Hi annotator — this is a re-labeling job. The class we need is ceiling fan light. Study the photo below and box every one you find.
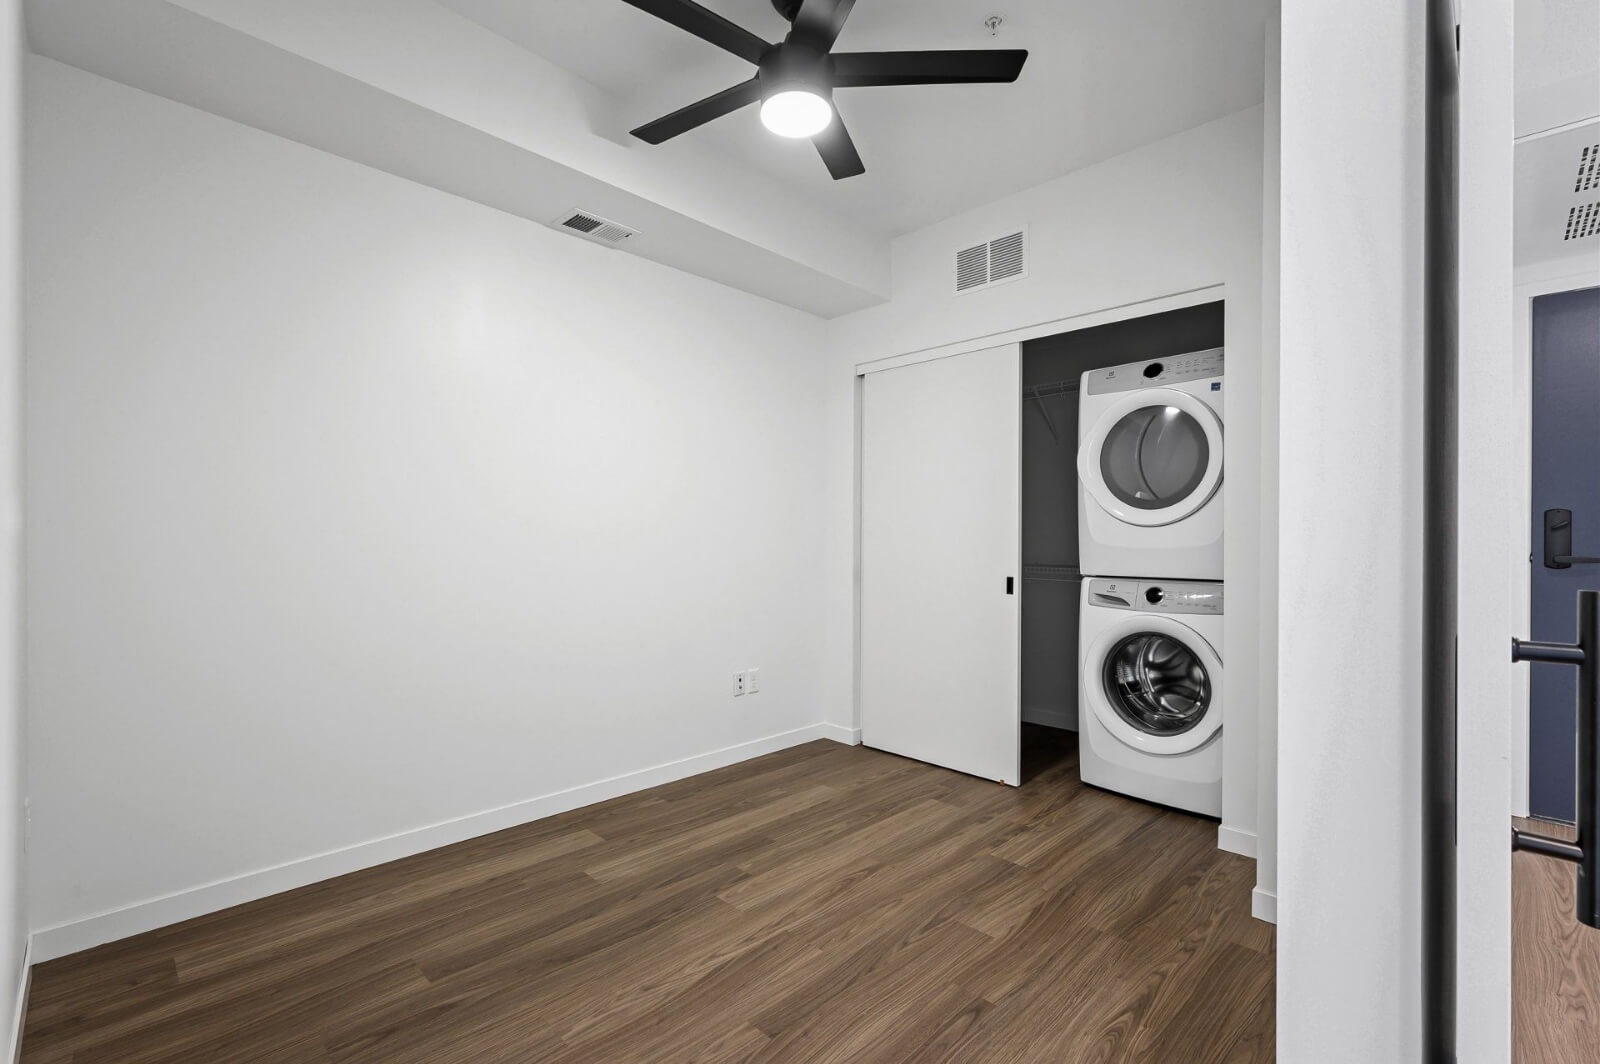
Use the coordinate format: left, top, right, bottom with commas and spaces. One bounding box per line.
759, 90, 833, 138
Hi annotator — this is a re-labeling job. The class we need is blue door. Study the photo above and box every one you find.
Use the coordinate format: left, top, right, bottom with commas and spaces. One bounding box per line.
1530, 287, 1600, 822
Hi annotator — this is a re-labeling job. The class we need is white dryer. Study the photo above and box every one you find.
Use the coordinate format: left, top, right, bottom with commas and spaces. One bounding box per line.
1078, 577, 1222, 816
1077, 349, 1224, 580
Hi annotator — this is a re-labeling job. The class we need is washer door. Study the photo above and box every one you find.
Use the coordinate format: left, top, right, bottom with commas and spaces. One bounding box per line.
1084, 614, 1221, 755
1078, 388, 1223, 528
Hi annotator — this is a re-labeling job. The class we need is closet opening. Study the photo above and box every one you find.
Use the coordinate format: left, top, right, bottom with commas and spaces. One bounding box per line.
1019, 300, 1227, 785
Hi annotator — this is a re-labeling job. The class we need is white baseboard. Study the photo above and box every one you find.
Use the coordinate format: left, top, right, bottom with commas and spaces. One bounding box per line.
1021, 706, 1076, 731
30, 723, 836, 963
1252, 887, 1278, 924
1217, 825, 1258, 858
819, 723, 861, 745
8, 939, 29, 1064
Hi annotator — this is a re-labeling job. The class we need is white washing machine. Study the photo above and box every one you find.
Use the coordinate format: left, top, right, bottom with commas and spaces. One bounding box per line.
1078, 577, 1222, 816
1077, 349, 1224, 580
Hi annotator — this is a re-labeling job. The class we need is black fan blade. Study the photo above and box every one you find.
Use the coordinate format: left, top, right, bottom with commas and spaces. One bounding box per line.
791, 0, 856, 52
830, 49, 1028, 87
813, 116, 865, 180
631, 79, 762, 143
619, 0, 771, 65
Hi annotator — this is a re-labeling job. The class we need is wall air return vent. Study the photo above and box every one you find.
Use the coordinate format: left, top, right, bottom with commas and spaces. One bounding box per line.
1575, 144, 1599, 194
954, 228, 1029, 294
1564, 201, 1599, 241
553, 210, 638, 247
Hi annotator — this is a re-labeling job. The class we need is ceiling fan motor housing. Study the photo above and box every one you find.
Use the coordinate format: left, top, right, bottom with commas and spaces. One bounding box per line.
758, 43, 833, 102
771, 0, 804, 21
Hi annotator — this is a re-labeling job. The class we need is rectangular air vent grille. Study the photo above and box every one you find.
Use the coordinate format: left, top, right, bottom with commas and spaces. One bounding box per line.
954, 228, 1028, 294
554, 210, 638, 247
955, 243, 989, 292
989, 231, 1025, 281
1564, 201, 1599, 241
1575, 144, 1599, 193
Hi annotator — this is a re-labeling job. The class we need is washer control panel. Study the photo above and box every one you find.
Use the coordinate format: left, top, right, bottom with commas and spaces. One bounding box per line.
1087, 578, 1223, 615
1084, 347, 1224, 395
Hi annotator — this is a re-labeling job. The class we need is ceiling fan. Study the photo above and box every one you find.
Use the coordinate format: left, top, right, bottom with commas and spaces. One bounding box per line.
621, 0, 1029, 180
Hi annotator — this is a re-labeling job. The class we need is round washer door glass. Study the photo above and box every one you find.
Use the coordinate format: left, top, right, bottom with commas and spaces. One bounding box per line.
1102, 632, 1212, 736
1098, 405, 1210, 510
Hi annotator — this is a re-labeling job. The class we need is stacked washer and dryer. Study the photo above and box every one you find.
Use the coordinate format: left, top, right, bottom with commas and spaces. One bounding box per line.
1075, 349, 1225, 816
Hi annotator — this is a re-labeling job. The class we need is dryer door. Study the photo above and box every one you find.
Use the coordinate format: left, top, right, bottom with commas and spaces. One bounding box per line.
1083, 614, 1221, 755
1078, 388, 1223, 528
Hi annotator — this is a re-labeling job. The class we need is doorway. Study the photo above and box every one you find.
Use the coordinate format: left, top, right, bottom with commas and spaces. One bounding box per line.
1019, 302, 1225, 779
1527, 287, 1600, 823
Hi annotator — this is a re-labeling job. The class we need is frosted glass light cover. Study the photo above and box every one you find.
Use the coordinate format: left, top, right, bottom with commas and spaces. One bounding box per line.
759, 91, 833, 138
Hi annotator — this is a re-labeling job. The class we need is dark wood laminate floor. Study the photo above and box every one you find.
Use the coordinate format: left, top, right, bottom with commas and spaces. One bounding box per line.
1514, 817, 1600, 1063
22, 728, 1274, 1064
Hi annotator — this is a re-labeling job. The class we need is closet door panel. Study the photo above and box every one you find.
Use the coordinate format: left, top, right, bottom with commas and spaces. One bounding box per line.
860, 344, 1021, 785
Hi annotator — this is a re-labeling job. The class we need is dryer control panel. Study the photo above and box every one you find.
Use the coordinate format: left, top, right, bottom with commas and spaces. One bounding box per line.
1084, 347, 1224, 395
1087, 578, 1223, 615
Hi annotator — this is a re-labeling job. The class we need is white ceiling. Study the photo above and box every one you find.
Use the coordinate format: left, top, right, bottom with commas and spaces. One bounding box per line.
1515, 0, 1600, 137
1512, 1, 1599, 267
437, 0, 1270, 236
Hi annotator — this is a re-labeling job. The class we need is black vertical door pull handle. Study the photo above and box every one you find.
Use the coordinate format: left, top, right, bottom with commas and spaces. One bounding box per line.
1005, 577, 1014, 595
1511, 589, 1600, 930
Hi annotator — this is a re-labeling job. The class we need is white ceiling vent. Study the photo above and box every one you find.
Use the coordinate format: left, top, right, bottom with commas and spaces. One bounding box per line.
1565, 201, 1599, 241
1514, 122, 1600, 265
954, 228, 1029, 294
553, 209, 638, 248
1575, 144, 1599, 194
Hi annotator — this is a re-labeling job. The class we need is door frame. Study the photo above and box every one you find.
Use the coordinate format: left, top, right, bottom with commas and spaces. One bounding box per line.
1510, 262, 1600, 819
850, 285, 1229, 748
1454, 0, 1516, 1058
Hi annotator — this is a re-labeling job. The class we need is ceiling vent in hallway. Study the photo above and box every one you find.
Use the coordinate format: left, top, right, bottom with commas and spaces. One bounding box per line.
954, 228, 1029, 294
1565, 201, 1599, 241
1574, 143, 1598, 194
553, 210, 639, 247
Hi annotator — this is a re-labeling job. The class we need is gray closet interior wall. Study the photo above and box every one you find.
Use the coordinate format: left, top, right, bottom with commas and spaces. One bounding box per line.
1020, 301, 1226, 732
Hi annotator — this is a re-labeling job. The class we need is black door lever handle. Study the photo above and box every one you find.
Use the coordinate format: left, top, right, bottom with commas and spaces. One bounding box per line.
1544, 509, 1600, 569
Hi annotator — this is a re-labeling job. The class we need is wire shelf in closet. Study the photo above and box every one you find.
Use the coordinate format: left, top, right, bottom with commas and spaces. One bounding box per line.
1021, 379, 1080, 402
1023, 379, 1078, 444
1022, 564, 1082, 582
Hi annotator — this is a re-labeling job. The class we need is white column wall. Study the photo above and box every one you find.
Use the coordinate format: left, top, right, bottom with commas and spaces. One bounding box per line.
1276, 1, 1428, 1059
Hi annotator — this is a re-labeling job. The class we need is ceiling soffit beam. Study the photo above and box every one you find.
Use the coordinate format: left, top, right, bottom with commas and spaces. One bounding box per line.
25, 0, 890, 318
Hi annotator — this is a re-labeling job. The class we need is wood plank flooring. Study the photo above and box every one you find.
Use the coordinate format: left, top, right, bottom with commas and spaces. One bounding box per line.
21, 728, 1274, 1063
1514, 817, 1600, 1063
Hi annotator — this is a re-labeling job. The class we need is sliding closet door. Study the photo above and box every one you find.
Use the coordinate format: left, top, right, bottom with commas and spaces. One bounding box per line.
860, 344, 1021, 785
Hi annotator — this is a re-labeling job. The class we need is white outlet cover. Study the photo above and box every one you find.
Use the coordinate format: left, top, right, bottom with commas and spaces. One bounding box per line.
733, 671, 746, 697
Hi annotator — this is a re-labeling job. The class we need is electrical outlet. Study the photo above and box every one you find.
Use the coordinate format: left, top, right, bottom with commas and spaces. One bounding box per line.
733, 671, 746, 697
746, 668, 760, 694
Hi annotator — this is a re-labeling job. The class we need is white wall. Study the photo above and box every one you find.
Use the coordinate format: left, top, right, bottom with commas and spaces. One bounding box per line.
25, 57, 834, 959
820, 107, 1268, 855
1276, 0, 1426, 1058
0, 0, 24, 1051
